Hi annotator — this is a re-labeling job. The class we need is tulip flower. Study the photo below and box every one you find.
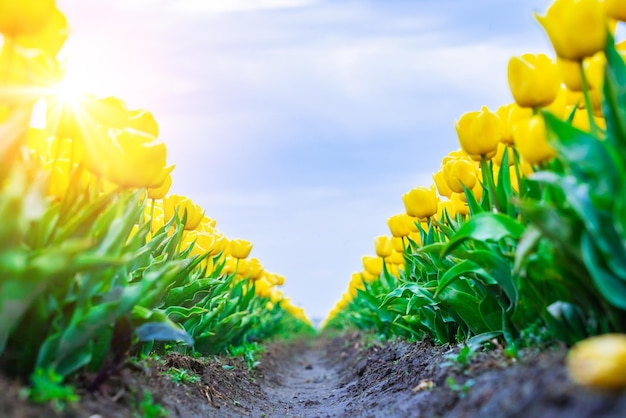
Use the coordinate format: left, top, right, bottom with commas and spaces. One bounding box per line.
0, 0, 56, 37
558, 53, 605, 92
443, 158, 477, 193
362, 256, 383, 277
508, 54, 560, 108
148, 173, 172, 200
128, 109, 159, 138
391, 236, 405, 252
13, 7, 68, 56
103, 130, 173, 189
493, 143, 515, 167
455, 106, 502, 160
513, 115, 556, 165
387, 214, 411, 238
374, 235, 393, 258
497, 103, 533, 145
451, 193, 469, 216
229, 238, 253, 259
432, 169, 452, 197
535, 0, 606, 61
163, 194, 205, 231
402, 186, 438, 220
567, 334, 626, 390
606, 0, 626, 21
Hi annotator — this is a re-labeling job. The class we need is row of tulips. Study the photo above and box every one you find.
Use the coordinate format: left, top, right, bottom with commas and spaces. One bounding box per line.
0, 0, 312, 391
324, 0, 626, 349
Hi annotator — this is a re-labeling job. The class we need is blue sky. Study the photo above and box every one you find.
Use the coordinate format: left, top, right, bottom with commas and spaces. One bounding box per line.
59, 0, 556, 319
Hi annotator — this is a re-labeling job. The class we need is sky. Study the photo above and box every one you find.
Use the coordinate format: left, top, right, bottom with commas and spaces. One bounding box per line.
56, 0, 558, 320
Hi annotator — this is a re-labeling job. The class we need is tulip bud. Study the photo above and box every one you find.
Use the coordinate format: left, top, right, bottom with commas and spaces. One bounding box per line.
535, 0, 606, 61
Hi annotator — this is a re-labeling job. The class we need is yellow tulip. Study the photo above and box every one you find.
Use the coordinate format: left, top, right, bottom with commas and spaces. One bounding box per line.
100, 130, 173, 189
362, 255, 383, 277
606, 0, 626, 21
387, 214, 411, 238
13, 7, 68, 56
374, 235, 393, 258
571, 108, 607, 133
0, 0, 55, 37
558, 53, 605, 92
402, 186, 438, 220
497, 103, 533, 145
567, 334, 626, 390
128, 109, 159, 138
443, 158, 477, 193
438, 200, 456, 219
451, 193, 469, 216
221, 257, 238, 275
408, 231, 422, 247
432, 169, 452, 197
508, 54, 560, 108
147, 172, 172, 200
493, 142, 515, 167
163, 194, 205, 231
228, 238, 253, 259
391, 236, 405, 252
513, 115, 556, 165
535, 0, 606, 61
247, 258, 264, 281
349, 272, 365, 291
455, 106, 502, 160
89, 96, 129, 129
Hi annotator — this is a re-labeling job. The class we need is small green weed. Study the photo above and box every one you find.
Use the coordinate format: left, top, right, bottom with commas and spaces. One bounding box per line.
162, 367, 201, 385
446, 376, 475, 399
228, 342, 265, 370
23, 368, 78, 412
135, 391, 168, 418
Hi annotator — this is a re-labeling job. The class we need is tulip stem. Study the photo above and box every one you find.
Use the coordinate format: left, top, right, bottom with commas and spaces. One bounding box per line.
480, 156, 500, 213
579, 63, 598, 137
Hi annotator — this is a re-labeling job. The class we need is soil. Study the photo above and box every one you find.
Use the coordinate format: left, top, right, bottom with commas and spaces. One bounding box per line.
2, 332, 626, 417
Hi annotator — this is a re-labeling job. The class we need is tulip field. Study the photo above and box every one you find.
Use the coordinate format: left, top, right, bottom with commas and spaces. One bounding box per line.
2, 0, 626, 416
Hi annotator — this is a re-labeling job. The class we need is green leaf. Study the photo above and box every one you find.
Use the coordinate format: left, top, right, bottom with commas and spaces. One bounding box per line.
135, 322, 193, 346
444, 213, 524, 255
581, 232, 626, 310
603, 32, 626, 152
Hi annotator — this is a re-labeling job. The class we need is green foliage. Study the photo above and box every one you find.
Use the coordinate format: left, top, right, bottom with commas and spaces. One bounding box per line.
135, 391, 169, 418
24, 368, 78, 411
228, 341, 265, 370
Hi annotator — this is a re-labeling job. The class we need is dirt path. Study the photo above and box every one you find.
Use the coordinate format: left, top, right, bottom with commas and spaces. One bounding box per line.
260, 342, 348, 417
